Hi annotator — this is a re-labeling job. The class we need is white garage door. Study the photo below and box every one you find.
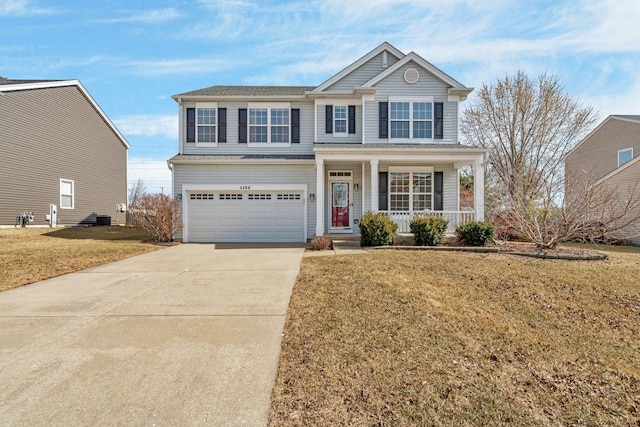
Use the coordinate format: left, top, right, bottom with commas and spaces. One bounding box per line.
187, 191, 305, 242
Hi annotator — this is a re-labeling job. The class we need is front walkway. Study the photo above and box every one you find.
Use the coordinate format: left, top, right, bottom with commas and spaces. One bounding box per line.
0, 243, 304, 426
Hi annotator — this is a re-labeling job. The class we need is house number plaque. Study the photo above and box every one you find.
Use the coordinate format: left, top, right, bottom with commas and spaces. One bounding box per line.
240, 186, 251, 190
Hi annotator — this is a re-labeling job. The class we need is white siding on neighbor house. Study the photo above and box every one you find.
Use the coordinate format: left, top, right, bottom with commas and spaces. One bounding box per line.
315, 104, 362, 143
326, 52, 400, 92
173, 163, 316, 238
180, 101, 315, 156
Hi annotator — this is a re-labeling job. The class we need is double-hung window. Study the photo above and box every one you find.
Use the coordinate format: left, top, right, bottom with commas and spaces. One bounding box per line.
248, 103, 290, 145
334, 106, 347, 135
60, 178, 74, 209
187, 103, 224, 145
388, 168, 433, 211
389, 98, 434, 141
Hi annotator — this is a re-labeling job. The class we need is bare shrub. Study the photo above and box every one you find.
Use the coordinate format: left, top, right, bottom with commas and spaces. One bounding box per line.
130, 193, 181, 242
310, 236, 332, 251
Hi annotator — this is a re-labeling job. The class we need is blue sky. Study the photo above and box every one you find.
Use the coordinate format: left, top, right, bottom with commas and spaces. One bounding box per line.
2, 0, 639, 193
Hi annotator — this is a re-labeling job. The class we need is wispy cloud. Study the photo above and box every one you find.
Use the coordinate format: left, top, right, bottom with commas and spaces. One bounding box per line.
127, 58, 232, 76
114, 114, 177, 140
95, 8, 182, 24
0, 0, 56, 16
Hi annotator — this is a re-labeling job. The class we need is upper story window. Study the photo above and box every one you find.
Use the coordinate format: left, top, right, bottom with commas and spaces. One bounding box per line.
380, 100, 443, 141
618, 147, 633, 167
60, 178, 74, 209
324, 104, 356, 137
248, 103, 290, 145
186, 103, 227, 145
334, 106, 347, 135
390, 100, 432, 139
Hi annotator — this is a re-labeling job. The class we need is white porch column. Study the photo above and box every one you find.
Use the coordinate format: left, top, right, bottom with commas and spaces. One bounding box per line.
315, 158, 325, 236
473, 158, 485, 221
370, 159, 379, 211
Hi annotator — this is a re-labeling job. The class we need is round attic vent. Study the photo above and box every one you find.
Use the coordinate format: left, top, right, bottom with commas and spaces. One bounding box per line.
404, 68, 420, 84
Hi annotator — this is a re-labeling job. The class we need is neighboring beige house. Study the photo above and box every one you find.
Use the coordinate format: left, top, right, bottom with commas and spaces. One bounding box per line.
168, 42, 487, 243
565, 115, 640, 244
0, 78, 130, 226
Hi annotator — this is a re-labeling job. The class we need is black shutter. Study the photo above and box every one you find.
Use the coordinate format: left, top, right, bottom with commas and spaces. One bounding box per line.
348, 105, 356, 134
434, 102, 444, 139
378, 172, 388, 211
379, 102, 388, 138
434, 172, 443, 210
186, 108, 195, 143
238, 108, 247, 143
218, 108, 227, 143
325, 105, 333, 133
291, 108, 300, 143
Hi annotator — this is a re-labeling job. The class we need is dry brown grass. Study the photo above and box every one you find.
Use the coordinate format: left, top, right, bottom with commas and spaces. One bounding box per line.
270, 245, 640, 426
0, 226, 161, 292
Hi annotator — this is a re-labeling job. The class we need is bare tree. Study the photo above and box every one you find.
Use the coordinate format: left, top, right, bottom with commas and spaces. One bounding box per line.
461, 71, 598, 209
128, 178, 147, 209
495, 171, 640, 249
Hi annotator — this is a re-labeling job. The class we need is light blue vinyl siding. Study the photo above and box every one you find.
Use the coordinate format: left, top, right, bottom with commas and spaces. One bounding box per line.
180, 101, 315, 155
326, 52, 400, 92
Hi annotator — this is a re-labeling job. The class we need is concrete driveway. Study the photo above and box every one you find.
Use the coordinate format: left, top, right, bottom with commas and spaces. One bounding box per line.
0, 243, 305, 426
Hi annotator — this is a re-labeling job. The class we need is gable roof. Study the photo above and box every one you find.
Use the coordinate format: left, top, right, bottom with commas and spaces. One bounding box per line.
566, 115, 640, 159
0, 79, 130, 149
597, 149, 640, 185
312, 42, 405, 93
360, 51, 473, 99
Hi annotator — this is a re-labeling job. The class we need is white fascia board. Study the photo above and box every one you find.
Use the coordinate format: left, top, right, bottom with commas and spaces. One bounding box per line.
182, 183, 307, 192
1, 79, 131, 149
312, 42, 405, 93
314, 149, 486, 163
172, 95, 308, 102
362, 52, 468, 91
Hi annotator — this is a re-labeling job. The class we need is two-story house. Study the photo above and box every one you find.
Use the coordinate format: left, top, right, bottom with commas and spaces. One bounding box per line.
0, 78, 129, 227
565, 115, 640, 245
168, 42, 487, 243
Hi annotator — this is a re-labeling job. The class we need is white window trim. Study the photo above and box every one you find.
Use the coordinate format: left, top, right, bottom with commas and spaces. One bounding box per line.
389, 96, 434, 143
60, 178, 74, 210
618, 147, 633, 167
195, 102, 218, 147
333, 103, 348, 138
388, 167, 434, 211
247, 102, 292, 147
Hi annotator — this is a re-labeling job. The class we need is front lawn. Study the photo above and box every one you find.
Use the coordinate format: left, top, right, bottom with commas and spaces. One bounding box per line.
0, 226, 161, 292
270, 246, 640, 426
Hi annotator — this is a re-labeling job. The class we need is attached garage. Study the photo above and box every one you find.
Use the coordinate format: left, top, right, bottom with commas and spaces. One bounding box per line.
184, 187, 306, 243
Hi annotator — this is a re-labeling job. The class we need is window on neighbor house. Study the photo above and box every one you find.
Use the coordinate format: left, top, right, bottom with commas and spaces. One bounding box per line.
389, 171, 432, 211
249, 106, 290, 144
618, 148, 633, 167
60, 179, 74, 209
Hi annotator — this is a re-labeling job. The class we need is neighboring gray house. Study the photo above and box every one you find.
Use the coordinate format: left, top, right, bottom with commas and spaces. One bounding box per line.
565, 115, 640, 244
168, 42, 487, 243
0, 79, 129, 226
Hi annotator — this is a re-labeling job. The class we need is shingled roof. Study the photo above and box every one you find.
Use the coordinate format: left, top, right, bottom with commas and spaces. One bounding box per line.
174, 85, 315, 98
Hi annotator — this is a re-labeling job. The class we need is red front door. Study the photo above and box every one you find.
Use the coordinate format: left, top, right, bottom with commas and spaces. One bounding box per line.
331, 182, 350, 228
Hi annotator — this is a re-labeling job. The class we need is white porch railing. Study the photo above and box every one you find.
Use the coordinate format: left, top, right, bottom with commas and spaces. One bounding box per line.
378, 210, 476, 233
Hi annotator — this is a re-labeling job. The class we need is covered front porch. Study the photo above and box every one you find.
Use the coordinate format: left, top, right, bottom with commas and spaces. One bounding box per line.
313, 144, 487, 237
